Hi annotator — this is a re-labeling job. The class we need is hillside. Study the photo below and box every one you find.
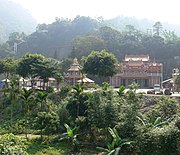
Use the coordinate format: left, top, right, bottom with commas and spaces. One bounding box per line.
0, 0, 37, 43
1, 14, 180, 79
105, 16, 180, 35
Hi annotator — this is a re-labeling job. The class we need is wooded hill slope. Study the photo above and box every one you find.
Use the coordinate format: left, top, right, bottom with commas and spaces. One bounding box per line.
1, 15, 180, 79
0, 0, 36, 43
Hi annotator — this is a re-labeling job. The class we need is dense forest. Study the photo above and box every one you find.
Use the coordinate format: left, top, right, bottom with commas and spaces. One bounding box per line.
1, 16, 180, 79
0, 0, 36, 43
0, 53, 179, 154
0, 83, 179, 155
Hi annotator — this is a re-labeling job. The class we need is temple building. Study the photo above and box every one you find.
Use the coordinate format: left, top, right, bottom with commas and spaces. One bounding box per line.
64, 58, 94, 85
110, 55, 163, 88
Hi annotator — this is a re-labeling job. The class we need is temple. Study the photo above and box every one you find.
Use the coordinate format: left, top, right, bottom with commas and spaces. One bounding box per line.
64, 58, 94, 85
110, 55, 163, 88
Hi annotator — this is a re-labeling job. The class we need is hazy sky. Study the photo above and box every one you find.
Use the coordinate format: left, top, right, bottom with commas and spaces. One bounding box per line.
10, 0, 180, 24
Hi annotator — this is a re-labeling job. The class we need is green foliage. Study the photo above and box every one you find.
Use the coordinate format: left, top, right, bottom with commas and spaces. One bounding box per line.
66, 90, 89, 119
60, 123, 80, 153
147, 96, 179, 121
117, 86, 126, 97
0, 134, 28, 155
137, 116, 169, 130
35, 91, 48, 112
136, 123, 180, 155
83, 50, 117, 80
72, 35, 105, 58
16, 53, 45, 78
26, 138, 65, 155
45, 86, 54, 93
34, 111, 59, 138
153, 21, 162, 36
0, 58, 17, 79
19, 88, 34, 138
175, 74, 180, 85
117, 87, 143, 139
87, 90, 119, 129
97, 127, 132, 155
57, 103, 70, 132
8, 120, 26, 134
48, 85, 71, 104
31, 58, 62, 90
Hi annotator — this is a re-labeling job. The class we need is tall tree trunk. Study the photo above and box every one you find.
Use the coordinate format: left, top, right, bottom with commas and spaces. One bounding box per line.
25, 113, 28, 139
10, 102, 13, 128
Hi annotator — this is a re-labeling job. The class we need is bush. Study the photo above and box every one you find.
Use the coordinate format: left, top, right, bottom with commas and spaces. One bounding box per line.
136, 124, 180, 155
0, 133, 28, 155
46, 86, 54, 93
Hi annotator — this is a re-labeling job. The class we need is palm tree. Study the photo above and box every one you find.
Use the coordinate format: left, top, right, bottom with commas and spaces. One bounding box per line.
72, 83, 86, 117
35, 91, 48, 112
9, 80, 19, 127
19, 88, 33, 138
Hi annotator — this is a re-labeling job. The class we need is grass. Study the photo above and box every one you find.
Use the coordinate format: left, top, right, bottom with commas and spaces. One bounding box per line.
25, 135, 100, 155
26, 136, 66, 155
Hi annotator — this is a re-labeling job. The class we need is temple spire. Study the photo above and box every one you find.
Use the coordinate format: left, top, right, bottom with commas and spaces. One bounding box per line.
73, 57, 79, 65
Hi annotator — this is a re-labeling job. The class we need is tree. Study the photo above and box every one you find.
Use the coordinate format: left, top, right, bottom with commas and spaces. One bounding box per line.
175, 74, 180, 91
8, 80, 19, 127
72, 35, 105, 59
72, 83, 86, 117
7, 32, 27, 47
99, 26, 122, 58
0, 58, 17, 88
19, 88, 34, 138
153, 21, 162, 36
87, 90, 119, 129
0, 58, 17, 78
163, 30, 178, 43
31, 58, 61, 90
66, 84, 88, 120
17, 54, 45, 78
16, 54, 45, 88
34, 111, 59, 140
83, 49, 117, 83
35, 91, 48, 112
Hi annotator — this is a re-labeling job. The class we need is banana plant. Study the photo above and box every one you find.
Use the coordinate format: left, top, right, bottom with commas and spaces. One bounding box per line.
137, 116, 169, 128
60, 123, 80, 153
97, 127, 132, 155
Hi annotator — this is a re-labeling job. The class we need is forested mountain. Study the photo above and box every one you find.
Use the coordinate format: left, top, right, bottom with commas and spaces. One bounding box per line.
0, 0, 37, 43
1, 14, 180, 79
17, 16, 101, 58
105, 16, 180, 35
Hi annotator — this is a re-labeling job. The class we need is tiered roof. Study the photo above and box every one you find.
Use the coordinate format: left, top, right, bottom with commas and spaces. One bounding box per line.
67, 58, 81, 72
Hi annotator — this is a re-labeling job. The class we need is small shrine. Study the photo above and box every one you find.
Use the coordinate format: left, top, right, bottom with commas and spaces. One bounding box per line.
64, 58, 94, 85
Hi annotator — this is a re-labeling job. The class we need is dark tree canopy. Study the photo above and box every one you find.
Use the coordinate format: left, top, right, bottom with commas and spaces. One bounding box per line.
83, 49, 117, 79
16, 54, 45, 78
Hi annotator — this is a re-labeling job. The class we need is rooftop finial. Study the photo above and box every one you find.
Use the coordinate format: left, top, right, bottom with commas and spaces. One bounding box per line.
73, 57, 78, 65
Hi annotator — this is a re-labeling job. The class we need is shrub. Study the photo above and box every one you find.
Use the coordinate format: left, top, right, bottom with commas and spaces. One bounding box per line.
0, 133, 28, 155
136, 124, 180, 155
